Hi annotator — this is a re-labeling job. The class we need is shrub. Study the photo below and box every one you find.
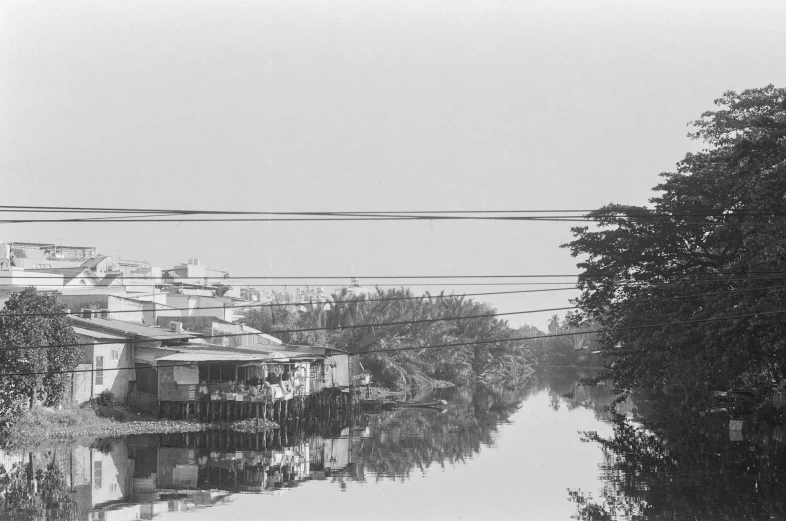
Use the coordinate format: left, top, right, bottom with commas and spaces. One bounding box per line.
96, 390, 114, 406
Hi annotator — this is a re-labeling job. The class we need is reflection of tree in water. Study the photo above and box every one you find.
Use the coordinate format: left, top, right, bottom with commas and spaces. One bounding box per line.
531, 368, 626, 421
0, 452, 77, 521
352, 379, 531, 481
569, 407, 786, 520
530, 368, 786, 519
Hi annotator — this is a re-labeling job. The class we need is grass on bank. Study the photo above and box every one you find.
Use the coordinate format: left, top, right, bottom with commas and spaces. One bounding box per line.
2, 402, 278, 449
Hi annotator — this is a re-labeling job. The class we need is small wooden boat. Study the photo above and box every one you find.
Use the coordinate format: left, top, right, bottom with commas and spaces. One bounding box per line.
381, 399, 448, 411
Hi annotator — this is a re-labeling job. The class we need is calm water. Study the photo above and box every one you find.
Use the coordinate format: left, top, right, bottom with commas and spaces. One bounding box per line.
4, 369, 786, 520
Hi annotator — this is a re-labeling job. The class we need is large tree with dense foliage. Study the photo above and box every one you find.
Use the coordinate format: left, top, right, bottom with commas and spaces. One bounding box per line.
0, 288, 82, 417
564, 85, 786, 405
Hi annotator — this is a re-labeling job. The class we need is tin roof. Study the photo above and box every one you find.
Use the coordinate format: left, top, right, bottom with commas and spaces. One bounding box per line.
70, 316, 198, 341
72, 326, 125, 340
156, 352, 279, 363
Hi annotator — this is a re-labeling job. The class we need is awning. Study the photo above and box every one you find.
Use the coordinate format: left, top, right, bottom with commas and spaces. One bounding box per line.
155, 351, 288, 364
238, 358, 296, 367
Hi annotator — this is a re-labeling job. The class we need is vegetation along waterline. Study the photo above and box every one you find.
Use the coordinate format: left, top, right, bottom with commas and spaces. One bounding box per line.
239, 287, 537, 389
2, 403, 279, 449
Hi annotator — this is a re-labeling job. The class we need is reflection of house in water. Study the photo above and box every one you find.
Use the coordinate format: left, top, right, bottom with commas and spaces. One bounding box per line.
309, 428, 355, 477
0, 427, 361, 518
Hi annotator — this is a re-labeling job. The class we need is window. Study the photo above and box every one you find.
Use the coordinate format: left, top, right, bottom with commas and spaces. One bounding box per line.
110, 349, 119, 361
94, 461, 103, 489
109, 482, 119, 493
95, 356, 104, 386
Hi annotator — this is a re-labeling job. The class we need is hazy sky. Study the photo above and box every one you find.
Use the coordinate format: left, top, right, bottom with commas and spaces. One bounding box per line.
2, 0, 785, 328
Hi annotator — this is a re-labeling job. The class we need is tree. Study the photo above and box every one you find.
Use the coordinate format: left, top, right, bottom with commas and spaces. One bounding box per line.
237, 297, 327, 346
325, 289, 532, 388
212, 283, 232, 297
0, 288, 82, 417
564, 85, 786, 403
548, 314, 561, 334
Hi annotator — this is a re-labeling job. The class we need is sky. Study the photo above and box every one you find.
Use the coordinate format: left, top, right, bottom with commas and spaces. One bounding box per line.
2, 0, 786, 329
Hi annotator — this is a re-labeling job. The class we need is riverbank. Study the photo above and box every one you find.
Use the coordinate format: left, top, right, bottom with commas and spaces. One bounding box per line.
3, 404, 279, 449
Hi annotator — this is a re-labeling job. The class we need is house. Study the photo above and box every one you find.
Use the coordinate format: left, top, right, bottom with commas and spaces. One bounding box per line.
69, 316, 198, 404
131, 341, 318, 408
0, 268, 65, 293
155, 316, 282, 349
337, 277, 376, 298
57, 292, 183, 325
162, 258, 228, 286
267, 345, 354, 391
24, 256, 125, 293
160, 293, 244, 322
1, 241, 96, 270
117, 257, 162, 294
128, 340, 354, 416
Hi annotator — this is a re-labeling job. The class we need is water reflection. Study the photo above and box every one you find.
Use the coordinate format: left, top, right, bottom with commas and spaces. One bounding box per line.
8, 371, 786, 520
0, 380, 533, 519
534, 368, 786, 521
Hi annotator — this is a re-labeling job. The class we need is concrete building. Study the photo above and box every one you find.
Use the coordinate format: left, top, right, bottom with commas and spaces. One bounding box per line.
0, 240, 96, 270
69, 317, 198, 403
337, 277, 377, 298
155, 315, 282, 349
162, 258, 228, 286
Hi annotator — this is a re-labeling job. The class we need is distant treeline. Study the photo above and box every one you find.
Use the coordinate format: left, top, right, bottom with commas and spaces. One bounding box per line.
239, 288, 536, 389
514, 312, 602, 368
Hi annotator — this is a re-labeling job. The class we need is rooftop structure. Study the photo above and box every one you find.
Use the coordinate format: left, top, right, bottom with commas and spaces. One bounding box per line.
162, 258, 229, 286
1, 240, 97, 270
338, 277, 377, 298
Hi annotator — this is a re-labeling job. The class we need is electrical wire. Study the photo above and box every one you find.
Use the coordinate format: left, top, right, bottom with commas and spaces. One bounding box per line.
5, 204, 786, 217
0, 306, 576, 352
2, 287, 578, 318
3, 307, 786, 377
6, 281, 786, 349
8, 282, 786, 319
6, 216, 786, 225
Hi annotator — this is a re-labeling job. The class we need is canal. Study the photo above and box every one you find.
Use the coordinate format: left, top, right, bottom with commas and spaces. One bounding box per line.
3, 368, 786, 520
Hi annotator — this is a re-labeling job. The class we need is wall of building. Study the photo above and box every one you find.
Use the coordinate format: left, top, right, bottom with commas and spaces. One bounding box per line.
90, 444, 131, 507
157, 447, 199, 490
76, 335, 134, 402
58, 295, 146, 323
0, 269, 65, 291
158, 363, 199, 401
324, 353, 350, 388
70, 363, 94, 403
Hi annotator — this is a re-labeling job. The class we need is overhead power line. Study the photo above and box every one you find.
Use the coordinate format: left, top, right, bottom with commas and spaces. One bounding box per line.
0, 306, 575, 352
8, 282, 786, 319
2, 287, 577, 318
2, 274, 583, 280
6, 281, 786, 350
8, 271, 786, 281
6, 215, 786, 225
351, 308, 786, 354
4, 307, 786, 377
5, 204, 786, 217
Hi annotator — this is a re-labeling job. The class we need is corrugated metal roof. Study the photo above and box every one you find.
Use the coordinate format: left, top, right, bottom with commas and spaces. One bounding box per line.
267, 349, 323, 360
72, 326, 125, 340
70, 316, 197, 340
271, 345, 348, 356
156, 351, 287, 363
257, 333, 283, 344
